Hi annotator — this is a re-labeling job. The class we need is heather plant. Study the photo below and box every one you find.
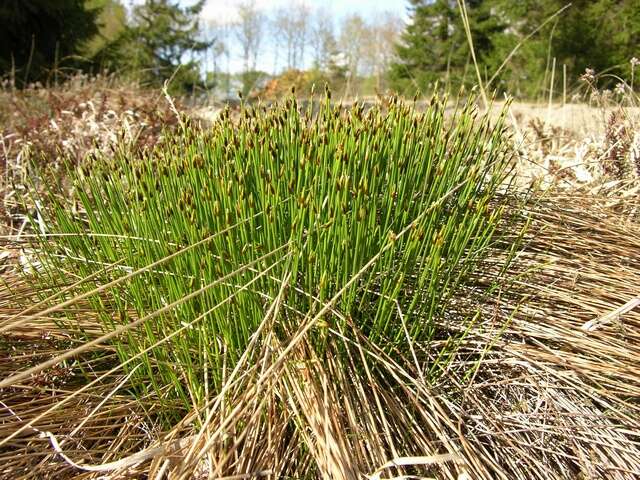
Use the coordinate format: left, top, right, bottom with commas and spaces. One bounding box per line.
22, 93, 518, 424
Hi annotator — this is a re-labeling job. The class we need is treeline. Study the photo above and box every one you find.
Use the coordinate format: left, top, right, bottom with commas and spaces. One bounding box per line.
0, 0, 207, 94
0, 0, 402, 97
392, 0, 640, 97
1, 0, 638, 99
203, 2, 402, 99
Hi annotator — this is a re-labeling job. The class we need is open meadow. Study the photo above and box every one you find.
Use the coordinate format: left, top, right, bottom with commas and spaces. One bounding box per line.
0, 74, 638, 479
1, 0, 640, 479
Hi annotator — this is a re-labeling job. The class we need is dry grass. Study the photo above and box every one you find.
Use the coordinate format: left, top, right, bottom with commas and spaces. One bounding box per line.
0, 79, 639, 479
456, 193, 640, 479
500, 102, 640, 192
0, 74, 182, 237
1, 192, 638, 479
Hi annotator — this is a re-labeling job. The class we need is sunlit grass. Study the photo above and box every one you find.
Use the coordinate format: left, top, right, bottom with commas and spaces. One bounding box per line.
29, 93, 518, 424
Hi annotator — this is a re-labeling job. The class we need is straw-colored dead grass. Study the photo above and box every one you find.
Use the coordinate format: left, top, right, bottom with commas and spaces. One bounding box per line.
1, 191, 639, 479
500, 102, 640, 191
0, 74, 183, 237
455, 193, 640, 479
1, 83, 640, 479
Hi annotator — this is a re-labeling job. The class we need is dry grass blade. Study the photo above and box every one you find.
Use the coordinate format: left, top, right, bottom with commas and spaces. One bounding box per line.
582, 297, 640, 331
449, 193, 640, 479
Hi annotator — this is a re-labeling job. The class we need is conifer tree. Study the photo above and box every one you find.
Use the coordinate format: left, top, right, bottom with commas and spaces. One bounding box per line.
84, 0, 128, 59
98, 0, 210, 93
0, 0, 100, 85
493, 0, 640, 95
390, 0, 505, 94
390, 0, 455, 92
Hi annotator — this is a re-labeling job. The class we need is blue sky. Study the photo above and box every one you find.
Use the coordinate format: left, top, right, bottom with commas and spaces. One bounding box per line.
127, 1, 409, 73
128, 1, 408, 21
125, 1, 409, 22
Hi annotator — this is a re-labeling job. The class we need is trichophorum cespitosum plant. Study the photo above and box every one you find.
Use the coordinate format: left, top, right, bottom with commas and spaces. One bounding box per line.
2, 93, 527, 477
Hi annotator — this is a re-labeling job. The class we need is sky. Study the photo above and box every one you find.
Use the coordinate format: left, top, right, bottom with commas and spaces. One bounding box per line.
199, 0, 408, 23
128, 0, 408, 23
126, 0, 410, 75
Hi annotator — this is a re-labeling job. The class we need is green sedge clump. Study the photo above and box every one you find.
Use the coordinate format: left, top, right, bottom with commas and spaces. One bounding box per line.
32, 93, 517, 422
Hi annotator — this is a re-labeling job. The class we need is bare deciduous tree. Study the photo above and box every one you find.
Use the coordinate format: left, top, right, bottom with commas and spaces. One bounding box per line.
310, 7, 336, 71
201, 3, 404, 99
272, 2, 310, 71
204, 19, 232, 94
339, 14, 368, 96
235, 1, 264, 73
364, 13, 404, 92
336, 12, 404, 95
235, 0, 266, 94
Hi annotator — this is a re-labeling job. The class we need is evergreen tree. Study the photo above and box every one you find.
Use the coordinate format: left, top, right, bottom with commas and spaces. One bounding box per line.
493, 0, 640, 95
390, 0, 455, 92
613, 0, 640, 81
98, 0, 210, 93
0, 0, 100, 85
391, 0, 640, 98
390, 0, 506, 94
553, 0, 640, 82
83, 0, 128, 59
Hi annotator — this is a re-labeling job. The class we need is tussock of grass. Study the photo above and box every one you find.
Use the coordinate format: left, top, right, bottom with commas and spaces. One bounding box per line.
2, 89, 638, 479
0, 93, 531, 478
17, 94, 518, 410
3, 194, 639, 479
